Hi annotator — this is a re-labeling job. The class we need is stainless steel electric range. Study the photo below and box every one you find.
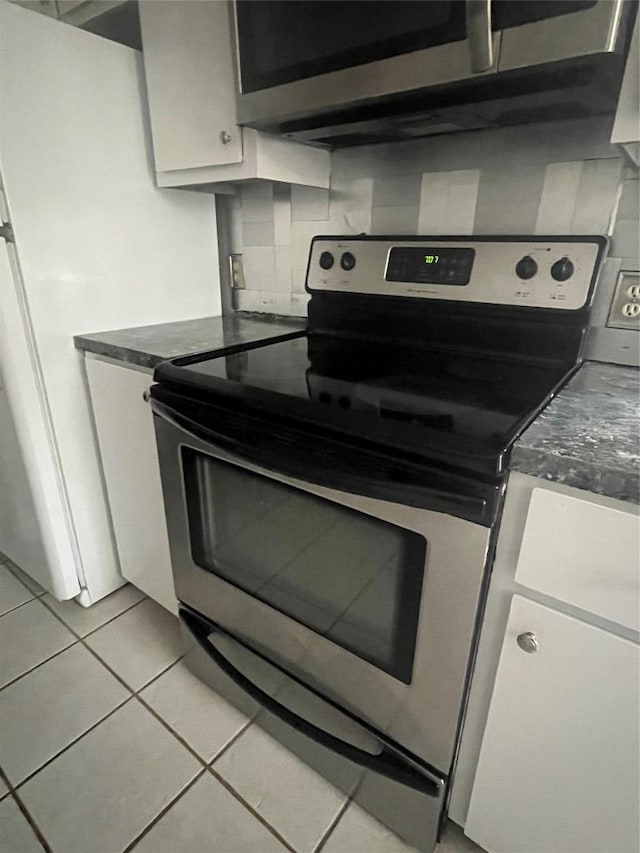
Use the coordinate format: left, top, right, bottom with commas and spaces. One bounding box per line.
150, 235, 606, 851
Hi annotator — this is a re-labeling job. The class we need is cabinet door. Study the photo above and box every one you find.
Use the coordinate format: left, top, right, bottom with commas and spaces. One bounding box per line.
86, 357, 176, 613
139, 0, 242, 172
465, 595, 640, 853
612, 16, 639, 150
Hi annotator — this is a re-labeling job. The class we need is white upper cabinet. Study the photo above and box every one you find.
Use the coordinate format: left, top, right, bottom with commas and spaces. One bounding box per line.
138, 0, 330, 191
139, 0, 241, 172
56, 1, 125, 25
12, 1, 129, 25
9, 0, 58, 18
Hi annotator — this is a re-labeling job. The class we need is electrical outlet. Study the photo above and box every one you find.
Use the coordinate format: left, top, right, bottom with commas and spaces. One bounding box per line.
607, 271, 640, 330
228, 253, 245, 289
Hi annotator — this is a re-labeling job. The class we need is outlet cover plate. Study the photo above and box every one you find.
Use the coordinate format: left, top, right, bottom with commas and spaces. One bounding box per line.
229, 253, 245, 289
607, 271, 640, 330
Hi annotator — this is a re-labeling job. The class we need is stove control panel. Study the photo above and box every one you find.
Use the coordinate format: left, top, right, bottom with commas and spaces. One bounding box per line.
307, 237, 606, 311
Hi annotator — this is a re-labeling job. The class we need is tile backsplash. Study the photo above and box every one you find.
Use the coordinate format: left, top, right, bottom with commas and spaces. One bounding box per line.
226, 116, 636, 317
586, 163, 640, 366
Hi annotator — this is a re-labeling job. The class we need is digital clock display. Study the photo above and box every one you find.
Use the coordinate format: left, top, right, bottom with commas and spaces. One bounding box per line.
386, 247, 475, 286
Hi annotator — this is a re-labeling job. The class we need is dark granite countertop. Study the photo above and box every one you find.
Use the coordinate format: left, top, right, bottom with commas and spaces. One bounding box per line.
77, 319, 638, 504
511, 362, 639, 504
74, 314, 306, 370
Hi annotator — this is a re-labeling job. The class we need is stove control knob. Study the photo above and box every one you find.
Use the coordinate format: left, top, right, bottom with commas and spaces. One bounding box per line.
319, 251, 334, 270
515, 255, 538, 280
340, 251, 356, 271
551, 257, 574, 281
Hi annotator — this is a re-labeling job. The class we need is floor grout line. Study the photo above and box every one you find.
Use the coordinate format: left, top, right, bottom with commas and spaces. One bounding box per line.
207, 716, 254, 766
4, 595, 187, 792
2, 562, 47, 598
0, 767, 52, 853
0, 595, 38, 618
0, 594, 39, 618
312, 796, 353, 853
34, 590, 181, 697
129, 688, 299, 852
78, 632, 184, 700
10, 696, 135, 794
135, 654, 185, 692
39, 593, 149, 642
1, 577, 312, 853
0, 639, 79, 692
2, 596, 225, 810
120, 767, 208, 853
207, 765, 298, 853
1, 591, 150, 694
131, 692, 209, 770
77, 596, 151, 640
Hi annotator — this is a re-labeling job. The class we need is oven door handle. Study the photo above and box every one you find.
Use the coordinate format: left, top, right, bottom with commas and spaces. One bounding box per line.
150, 396, 393, 498
151, 397, 488, 522
151, 398, 337, 490
180, 608, 441, 798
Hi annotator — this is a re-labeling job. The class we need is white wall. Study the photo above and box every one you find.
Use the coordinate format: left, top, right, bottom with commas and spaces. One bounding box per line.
0, 1, 221, 601
0, 372, 49, 578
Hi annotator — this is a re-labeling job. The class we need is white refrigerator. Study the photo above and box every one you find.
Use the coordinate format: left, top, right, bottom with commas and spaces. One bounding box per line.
0, 2, 221, 603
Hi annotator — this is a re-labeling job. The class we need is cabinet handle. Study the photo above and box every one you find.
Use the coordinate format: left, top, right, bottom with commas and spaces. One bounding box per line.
466, 0, 493, 73
0, 222, 15, 243
517, 632, 539, 654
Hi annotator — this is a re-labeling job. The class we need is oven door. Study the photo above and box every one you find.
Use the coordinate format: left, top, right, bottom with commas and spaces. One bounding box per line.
152, 395, 491, 774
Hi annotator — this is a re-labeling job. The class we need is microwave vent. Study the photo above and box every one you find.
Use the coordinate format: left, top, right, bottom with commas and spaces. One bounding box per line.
251, 43, 627, 149
491, 101, 593, 126
311, 132, 400, 147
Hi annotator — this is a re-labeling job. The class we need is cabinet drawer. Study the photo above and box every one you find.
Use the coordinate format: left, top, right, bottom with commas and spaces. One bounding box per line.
515, 488, 640, 631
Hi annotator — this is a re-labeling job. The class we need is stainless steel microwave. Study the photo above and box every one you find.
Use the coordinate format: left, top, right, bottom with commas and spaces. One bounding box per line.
233, 0, 635, 147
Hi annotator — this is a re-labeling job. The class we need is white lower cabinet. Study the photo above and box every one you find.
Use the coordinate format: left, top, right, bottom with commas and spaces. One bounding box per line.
465, 594, 640, 853
515, 488, 640, 633
85, 355, 176, 613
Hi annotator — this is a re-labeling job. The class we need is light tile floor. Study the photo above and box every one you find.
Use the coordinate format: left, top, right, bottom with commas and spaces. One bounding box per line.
0, 557, 484, 853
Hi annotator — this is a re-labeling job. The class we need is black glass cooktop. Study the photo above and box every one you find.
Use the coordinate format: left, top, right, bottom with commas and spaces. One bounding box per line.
157, 332, 573, 473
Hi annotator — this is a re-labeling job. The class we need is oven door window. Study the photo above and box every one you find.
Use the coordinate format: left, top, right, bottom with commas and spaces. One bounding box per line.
183, 449, 426, 684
